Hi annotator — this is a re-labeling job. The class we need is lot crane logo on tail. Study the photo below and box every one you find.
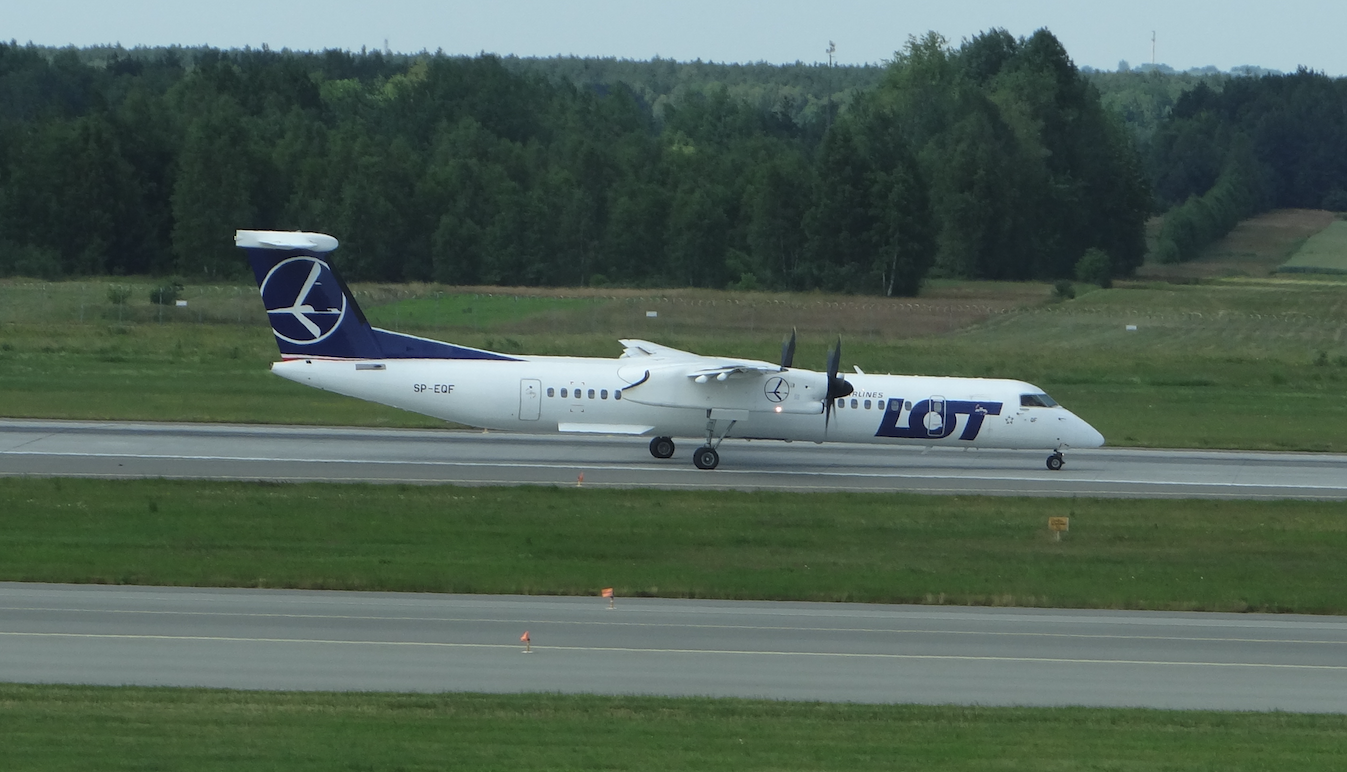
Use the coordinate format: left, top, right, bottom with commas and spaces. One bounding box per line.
260, 256, 347, 345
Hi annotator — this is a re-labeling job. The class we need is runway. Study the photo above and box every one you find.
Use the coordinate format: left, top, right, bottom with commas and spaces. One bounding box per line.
2, 582, 1344, 711
3, 418, 1347, 499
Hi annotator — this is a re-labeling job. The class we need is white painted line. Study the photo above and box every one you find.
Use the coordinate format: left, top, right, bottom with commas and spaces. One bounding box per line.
3, 630, 1344, 670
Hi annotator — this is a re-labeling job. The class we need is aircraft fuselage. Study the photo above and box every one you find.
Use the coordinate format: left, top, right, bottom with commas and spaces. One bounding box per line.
272, 356, 1104, 451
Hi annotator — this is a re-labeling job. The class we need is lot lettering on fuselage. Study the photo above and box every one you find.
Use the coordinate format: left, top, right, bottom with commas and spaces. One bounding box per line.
874, 398, 1002, 441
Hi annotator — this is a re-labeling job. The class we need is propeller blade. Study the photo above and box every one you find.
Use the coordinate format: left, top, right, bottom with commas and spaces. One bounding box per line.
780, 327, 797, 370
823, 336, 853, 435
818, 335, 840, 433
826, 337, 841, 384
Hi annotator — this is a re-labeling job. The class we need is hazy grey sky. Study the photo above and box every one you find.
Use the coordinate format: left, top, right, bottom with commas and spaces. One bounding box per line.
10, 1, 1347, 75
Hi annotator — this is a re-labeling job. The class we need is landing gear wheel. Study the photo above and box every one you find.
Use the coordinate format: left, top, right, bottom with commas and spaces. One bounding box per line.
692, 446, 720, 470
649, 436, 675, 459
1046, 453, 1064, 471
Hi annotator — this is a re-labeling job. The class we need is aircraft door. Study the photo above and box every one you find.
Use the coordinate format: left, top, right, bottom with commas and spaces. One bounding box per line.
924, 396, 946, 437
519, 379, 541, 421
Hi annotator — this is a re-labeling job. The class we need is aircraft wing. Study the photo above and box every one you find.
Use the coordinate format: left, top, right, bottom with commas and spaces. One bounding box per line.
619, 339, 702, 361
619, 339, 781, 382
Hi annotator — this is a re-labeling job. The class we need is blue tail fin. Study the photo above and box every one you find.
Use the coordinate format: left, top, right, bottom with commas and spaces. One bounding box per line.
236, 230, 517, 361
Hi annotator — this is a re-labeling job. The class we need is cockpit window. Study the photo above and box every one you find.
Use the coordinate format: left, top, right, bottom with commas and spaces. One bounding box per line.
1020, 393, 1058, 408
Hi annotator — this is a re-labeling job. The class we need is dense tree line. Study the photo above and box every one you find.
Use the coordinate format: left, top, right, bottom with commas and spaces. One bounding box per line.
1147, 69, 1347, 262
1, 34, 1148, 291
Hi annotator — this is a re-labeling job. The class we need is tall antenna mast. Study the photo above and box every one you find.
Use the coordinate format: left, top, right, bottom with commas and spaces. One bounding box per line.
826, 41, 836, 131
1151, 31, 1156, 66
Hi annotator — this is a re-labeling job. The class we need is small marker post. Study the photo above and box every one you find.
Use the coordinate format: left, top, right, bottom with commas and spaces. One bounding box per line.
521, 630, 531, 653
577, 472, 584, 487
1049, 516, 1069, 542
602, 587, 614, 610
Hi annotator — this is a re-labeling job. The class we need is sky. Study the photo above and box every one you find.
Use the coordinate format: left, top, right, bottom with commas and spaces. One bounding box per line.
9, 0, 1347, 76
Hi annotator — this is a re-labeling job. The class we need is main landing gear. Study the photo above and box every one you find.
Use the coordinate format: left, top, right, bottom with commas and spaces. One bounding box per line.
693, 446, 720, 470
649, 436, 675, 459
650, 435, 720, 469
648, 435, 721, 470
651, 413, 738, 471
1046, 452, 1065, 471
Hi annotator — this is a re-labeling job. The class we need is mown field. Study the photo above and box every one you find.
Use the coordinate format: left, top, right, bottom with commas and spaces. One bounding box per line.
4, 270, 1347, 449
1282, 219, 1347, 274
3, 686, 1345, 772
4, 478, 1345, 613
1136, 208, 1337, 280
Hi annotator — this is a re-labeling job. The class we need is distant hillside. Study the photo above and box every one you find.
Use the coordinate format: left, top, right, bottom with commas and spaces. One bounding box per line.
1135, 209, 1336, 280
1280, 218, 1347, 274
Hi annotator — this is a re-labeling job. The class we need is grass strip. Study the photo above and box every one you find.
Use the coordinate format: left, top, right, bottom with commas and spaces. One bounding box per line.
1, 685, 1345, 771
3, 478, 1345, 613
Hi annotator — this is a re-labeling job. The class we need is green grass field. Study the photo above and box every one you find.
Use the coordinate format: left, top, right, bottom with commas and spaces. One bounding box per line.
1281, 219, 1347, 274
3, 686, 1345, 772
4, 478, 1345, 613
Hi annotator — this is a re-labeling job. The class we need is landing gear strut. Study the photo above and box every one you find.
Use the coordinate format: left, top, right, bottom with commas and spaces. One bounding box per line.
1046, 452, 1064, 471
691, 412, 737, 470
649, 436, 675, 459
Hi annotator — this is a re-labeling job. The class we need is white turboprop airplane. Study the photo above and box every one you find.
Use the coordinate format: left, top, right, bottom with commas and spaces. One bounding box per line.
238, 230, 1105, 470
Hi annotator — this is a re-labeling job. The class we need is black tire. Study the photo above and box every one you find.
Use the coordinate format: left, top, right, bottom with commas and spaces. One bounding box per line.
1046, 453, 1064, 471
649, 436, 675, 459
692, 446, 720, 470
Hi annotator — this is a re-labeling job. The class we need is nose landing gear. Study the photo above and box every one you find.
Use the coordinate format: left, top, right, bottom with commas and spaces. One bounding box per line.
1046, 452, 1065, 471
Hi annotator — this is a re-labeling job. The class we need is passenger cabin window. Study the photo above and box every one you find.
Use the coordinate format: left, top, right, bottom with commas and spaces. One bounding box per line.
601, 389, 608, 400
850, 398, 858, 409
864, 399, 872, 410
588, 389, 595, 399
546, 388, 555, 398
1020, 393, 1058, 408
560, 388, 568, 398
615, 390, 622, 400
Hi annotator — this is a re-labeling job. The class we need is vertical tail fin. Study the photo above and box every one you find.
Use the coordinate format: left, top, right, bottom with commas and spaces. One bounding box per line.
237, 230, 519, 361
237, 230, 385, 359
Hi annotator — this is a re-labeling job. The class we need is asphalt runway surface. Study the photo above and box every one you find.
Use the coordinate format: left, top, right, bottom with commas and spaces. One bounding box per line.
2, 418, 1347, 499
3, 582, 1345, 711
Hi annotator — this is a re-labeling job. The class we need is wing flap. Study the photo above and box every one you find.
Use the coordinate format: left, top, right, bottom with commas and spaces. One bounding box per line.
557, 423, 655, 435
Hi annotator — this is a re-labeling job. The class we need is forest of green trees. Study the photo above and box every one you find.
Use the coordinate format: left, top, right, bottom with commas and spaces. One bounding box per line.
0, 32, 1342, 292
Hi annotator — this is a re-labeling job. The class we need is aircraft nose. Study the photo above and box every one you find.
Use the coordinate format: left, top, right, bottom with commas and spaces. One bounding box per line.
1074, 415, 1105, 448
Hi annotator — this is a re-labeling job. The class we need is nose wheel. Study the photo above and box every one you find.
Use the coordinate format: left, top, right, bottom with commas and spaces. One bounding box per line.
1046, 452, 1064, 471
